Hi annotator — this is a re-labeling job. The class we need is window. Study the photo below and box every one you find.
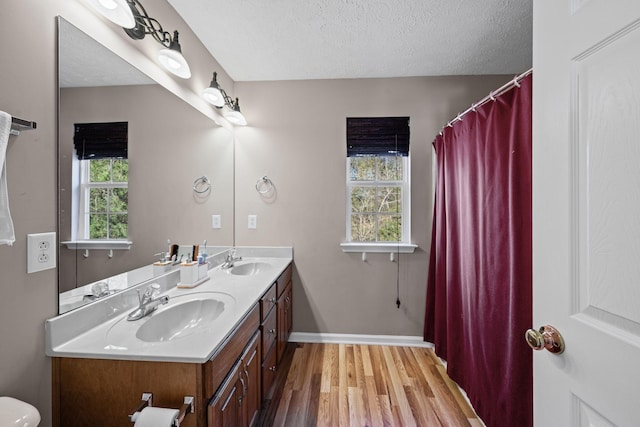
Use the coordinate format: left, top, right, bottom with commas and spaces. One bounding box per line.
345, 117, 411, 245
74, 122, 129, 241
348, 156, 409, 242
79, 158, 128, 239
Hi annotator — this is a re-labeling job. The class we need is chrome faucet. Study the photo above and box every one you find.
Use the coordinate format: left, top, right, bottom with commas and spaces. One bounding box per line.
83, 281, 111, 302
127, 284, 169, 321
221, 250, 242, 269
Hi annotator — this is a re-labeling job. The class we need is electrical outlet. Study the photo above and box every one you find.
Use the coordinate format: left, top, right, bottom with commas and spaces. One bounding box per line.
212, 214, 221, 229
248, 215, 257, 229
27, 232, 56, 273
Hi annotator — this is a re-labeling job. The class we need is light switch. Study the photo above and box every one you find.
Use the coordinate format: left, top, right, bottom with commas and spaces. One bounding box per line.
212, 214, 221, 229
248, 215, 257, 229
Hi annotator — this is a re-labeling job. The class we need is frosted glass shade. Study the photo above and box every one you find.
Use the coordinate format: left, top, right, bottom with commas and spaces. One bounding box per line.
202, 87, 225, 107
157, 48, 191, 79
224, 110, 247, 126
85, 0, 135, 29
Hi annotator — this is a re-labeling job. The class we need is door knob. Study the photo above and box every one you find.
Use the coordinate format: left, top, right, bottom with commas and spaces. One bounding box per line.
525, 325, 565, 354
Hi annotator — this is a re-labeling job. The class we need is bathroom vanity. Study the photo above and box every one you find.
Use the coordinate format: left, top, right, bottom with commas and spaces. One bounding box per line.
46, 249, 293, 427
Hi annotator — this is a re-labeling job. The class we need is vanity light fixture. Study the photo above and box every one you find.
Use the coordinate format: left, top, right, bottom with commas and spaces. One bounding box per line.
203, 72, 248, 126
85, 0, 191, 79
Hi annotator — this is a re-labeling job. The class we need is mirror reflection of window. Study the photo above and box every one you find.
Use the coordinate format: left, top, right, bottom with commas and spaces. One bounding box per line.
73, 122, 128, 241
81, 158, 128, 239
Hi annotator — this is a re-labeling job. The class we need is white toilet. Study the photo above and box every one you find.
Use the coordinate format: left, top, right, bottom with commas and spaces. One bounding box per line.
0, 397, 41, 426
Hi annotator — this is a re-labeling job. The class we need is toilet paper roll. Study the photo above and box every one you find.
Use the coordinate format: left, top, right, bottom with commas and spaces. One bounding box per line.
133, 407, 179, 427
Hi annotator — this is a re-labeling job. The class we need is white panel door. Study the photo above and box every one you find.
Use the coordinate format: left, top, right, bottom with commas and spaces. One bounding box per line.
533, 1, 640, 426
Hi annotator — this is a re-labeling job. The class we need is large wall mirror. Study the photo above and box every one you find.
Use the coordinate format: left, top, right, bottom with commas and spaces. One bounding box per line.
57, 17, 234, 313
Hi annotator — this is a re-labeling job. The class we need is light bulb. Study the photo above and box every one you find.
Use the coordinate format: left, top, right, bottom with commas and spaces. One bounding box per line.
165, 57, 181, 70
99, 0, 118, 9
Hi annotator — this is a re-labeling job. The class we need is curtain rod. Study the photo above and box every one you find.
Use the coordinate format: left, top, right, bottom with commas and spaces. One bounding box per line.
439, 68, 533, 136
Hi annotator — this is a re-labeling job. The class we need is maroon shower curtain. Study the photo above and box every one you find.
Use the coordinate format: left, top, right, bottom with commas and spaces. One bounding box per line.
424, 74, 532, 427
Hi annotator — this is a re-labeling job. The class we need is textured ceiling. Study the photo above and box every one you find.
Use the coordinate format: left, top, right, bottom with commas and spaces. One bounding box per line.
168, 0, 532, 82
59, 18, 154, 88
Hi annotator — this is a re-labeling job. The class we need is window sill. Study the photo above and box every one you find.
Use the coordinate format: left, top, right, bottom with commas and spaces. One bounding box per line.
62, 240, 133, 250
340, 242, 418, 254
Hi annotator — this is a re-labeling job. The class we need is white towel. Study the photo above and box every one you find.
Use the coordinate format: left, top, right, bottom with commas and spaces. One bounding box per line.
0, 111, 15, 246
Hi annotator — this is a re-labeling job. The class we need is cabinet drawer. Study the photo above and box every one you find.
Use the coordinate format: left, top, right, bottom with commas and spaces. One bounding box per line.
261, 344, 278, 400
260, 283, 277, 321
261, 308, 277, 358
276, 264, 292, 297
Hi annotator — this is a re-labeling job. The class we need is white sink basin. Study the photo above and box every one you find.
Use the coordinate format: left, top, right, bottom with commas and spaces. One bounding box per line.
105, 292, 235, 346
229, 262, 271, 276
137, 298, 225, 342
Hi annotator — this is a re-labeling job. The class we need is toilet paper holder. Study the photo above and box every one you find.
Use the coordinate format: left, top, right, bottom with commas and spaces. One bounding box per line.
128, 392, 195, 426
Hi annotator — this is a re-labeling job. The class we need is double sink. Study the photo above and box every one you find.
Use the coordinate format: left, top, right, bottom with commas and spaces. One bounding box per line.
46, 251, 293, 363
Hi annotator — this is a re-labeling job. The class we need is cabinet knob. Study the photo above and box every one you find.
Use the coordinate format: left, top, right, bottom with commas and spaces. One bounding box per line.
269, 366, 277, 372
269, 297, 276, 304
269, 328, 276, 335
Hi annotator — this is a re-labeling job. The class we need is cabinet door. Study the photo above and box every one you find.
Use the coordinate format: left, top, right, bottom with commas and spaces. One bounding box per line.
261, 344, 278, 401
284, 284, 292, 338
240, 332, 261, 427
208, 364, 241, 427
277, 281, 292, 362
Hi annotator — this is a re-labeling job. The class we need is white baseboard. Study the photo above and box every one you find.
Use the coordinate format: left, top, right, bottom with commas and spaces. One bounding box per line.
289, 332, 434, 348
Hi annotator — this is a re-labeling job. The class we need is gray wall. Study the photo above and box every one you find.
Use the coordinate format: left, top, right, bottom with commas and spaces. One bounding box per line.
0, 1, 231, 425
1, 1, 512, 426
233, 76, 508, 335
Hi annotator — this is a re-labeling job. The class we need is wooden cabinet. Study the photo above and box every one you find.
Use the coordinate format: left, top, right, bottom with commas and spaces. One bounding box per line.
52, 263, 293, 427
52, 305, 260, 427
259, 264, 293, 402
209, 331, 260, 427
53, 358, 204, 427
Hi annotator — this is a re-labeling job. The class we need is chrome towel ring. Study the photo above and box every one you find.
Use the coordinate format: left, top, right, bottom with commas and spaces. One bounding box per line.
255, 176, 274, 194
193, 176, 211, 194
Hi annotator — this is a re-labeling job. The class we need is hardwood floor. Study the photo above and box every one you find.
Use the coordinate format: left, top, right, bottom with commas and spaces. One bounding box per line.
272, 343, 482, 427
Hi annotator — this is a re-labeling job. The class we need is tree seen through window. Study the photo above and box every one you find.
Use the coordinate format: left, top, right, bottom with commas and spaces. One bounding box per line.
87, 159, 128, 239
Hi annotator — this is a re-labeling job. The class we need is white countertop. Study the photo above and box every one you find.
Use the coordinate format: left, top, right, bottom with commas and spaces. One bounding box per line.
46, 248, 292, 364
